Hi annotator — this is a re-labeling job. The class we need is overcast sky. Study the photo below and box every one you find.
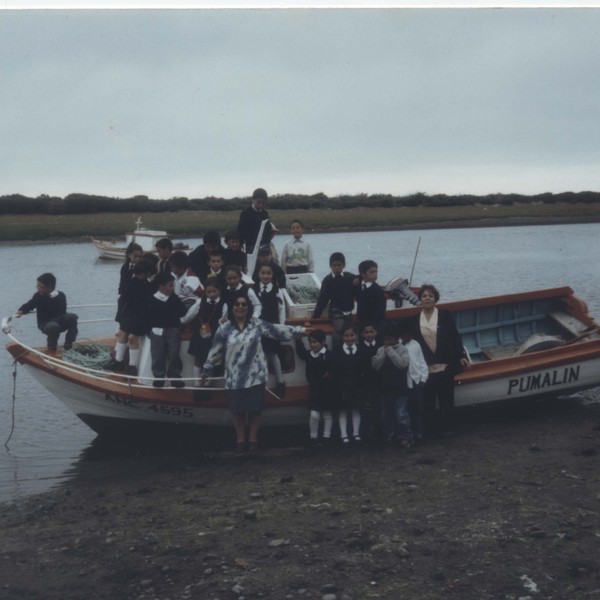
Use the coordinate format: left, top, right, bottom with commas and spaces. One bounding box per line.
1, 8, 600, 199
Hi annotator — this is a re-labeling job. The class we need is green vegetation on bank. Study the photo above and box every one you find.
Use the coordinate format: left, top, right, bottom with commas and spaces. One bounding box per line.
0, 202, 598, 241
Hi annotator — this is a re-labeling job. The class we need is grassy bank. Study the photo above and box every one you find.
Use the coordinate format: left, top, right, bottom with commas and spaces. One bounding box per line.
0, 202, 598, 241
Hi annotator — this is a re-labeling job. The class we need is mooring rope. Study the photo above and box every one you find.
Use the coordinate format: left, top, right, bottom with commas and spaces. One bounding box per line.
4, 360, 18, 449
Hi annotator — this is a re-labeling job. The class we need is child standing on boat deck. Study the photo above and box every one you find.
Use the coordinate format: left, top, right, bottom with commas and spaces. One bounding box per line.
371, 322, 412, 447
170, 251, 203, 325
188, 280, 227, 386
155, 238, 173, 275
253, 263, 287, 398
116, 242, 143, 323
203, 251, 227, 289
281, 219, 314, 274
295, 329, 335, 447
223, 230, 247, 273
222, 265, 262, 319
146, 272, 187, 388
16, 272, 78, 352
313, 252, 357, 347
356, 260, 386, 331
110, 259, 154, 375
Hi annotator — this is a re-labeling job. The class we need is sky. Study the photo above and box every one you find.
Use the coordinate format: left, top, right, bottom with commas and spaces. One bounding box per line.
1, 7, 600, 199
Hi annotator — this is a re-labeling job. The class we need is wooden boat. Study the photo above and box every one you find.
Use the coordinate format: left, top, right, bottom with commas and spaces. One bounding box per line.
91, 217, 189, 260
3, 285, 600, 445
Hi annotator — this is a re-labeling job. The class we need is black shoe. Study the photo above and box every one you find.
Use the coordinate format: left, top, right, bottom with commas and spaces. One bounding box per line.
275, 381, 286, 399
171, 380, 185, 388
63, 343, 73, 351
247, 441, 258, 456
126, 365, 138, 376
106, 358, 125, 371
234, 442, 246, 455
153, 380, 165, 388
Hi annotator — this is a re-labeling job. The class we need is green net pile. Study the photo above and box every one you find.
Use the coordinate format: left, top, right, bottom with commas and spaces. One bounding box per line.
286, 281, 320, 305
63, 343, 114, 370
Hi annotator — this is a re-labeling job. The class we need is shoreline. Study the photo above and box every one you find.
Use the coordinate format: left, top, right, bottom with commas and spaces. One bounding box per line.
0, 214, 597, 246
1, 395, 599, 599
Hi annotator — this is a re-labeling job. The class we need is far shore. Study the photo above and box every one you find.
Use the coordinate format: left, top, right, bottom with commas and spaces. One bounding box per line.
0, 203, 599, 244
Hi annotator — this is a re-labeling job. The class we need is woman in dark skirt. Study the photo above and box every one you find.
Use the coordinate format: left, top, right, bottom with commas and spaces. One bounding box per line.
202, 296, 308, 456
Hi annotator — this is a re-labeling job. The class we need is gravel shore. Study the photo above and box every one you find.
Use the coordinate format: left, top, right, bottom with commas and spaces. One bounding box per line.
1, 394, 600, 600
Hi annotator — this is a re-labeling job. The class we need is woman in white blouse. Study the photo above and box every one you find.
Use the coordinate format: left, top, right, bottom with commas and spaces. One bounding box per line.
410, 284, 470, 435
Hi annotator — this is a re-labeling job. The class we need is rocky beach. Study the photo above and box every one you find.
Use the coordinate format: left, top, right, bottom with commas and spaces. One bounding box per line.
1, 393, 599, 600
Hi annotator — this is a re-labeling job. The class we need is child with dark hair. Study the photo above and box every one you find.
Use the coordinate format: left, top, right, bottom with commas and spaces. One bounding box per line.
116, 242, 143, 323
357, 322, 381, 442
372, 321, 412, 447
253, 262, 287, 398
109, 259, 154, 375
313, 252, 357, 347
188, 230, 225, 281
222, 265, 261, 319
332, 323, 363, 444
146, 272, 187, 388
204, 251, 226, 288
356, 259, 386, 330
251, 246, 286, 289
281, 219, 314, 274
398, 319, 428, 441
16, 273, 78, 352
188, 279, 227, 387
295, 329, 335, 447
170, 250, 203, 325
155, 237, 173, 275
223, 230, 247, 273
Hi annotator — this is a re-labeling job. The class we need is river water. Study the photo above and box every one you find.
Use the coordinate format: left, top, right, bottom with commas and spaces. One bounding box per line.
1, 223, 599, 503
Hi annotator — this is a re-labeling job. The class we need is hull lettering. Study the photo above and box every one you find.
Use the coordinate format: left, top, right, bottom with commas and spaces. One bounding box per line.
507, 365, 580, 396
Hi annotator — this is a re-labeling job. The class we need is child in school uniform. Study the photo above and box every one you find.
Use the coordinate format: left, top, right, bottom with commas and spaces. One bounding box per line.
398, 319, 429, 441
169, 251, 203, 325
188, 280, 227, 388
146, 272, 187, 388
16, 272, 78, 352
295, 329, 335, 448
222, 265, 262, 318
253, 263, 287, 398
223, 230, 247, 273
116, 242, 143, 323
251, 246, 286, 289
356, 259, 386, 331
203, 251, 227, 289
357, 322, 381, 443
313, 252, 357, 347
332, 323, 363, 445
155, 238, 173, 275
281, 219, 314, 274
110, 259, 154, 375
371, 322, 412, 447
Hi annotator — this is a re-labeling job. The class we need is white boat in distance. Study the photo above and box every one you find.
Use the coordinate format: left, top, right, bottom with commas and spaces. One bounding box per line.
91, 217, 189, 260
4, 284, 600, 446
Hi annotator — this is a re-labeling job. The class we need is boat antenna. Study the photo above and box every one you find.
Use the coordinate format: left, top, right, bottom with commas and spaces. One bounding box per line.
409, 236, 421, 287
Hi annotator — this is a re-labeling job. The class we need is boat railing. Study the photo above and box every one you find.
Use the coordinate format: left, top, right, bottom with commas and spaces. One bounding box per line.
2, 310, 226, 392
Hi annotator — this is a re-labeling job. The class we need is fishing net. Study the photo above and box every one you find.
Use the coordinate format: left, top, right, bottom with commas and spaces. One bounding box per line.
63, 343, 114, 370
286, 281, 320, 305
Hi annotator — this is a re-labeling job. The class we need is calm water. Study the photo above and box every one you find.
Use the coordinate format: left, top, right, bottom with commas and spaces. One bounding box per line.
1, 223, 599, 503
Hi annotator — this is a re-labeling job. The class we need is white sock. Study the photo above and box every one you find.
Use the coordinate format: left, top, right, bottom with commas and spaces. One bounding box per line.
323, 412, 333, 438
309, 411, 320, 438
193, 365, 203, 386
352, 410, 361, 437
129, 348, 140, 367
115, 342, 127, 362
338, 410, 348, 439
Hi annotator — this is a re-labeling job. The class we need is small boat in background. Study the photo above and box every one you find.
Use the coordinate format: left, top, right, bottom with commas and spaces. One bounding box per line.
91, 217, 189, 260
3, 286, 600, 444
